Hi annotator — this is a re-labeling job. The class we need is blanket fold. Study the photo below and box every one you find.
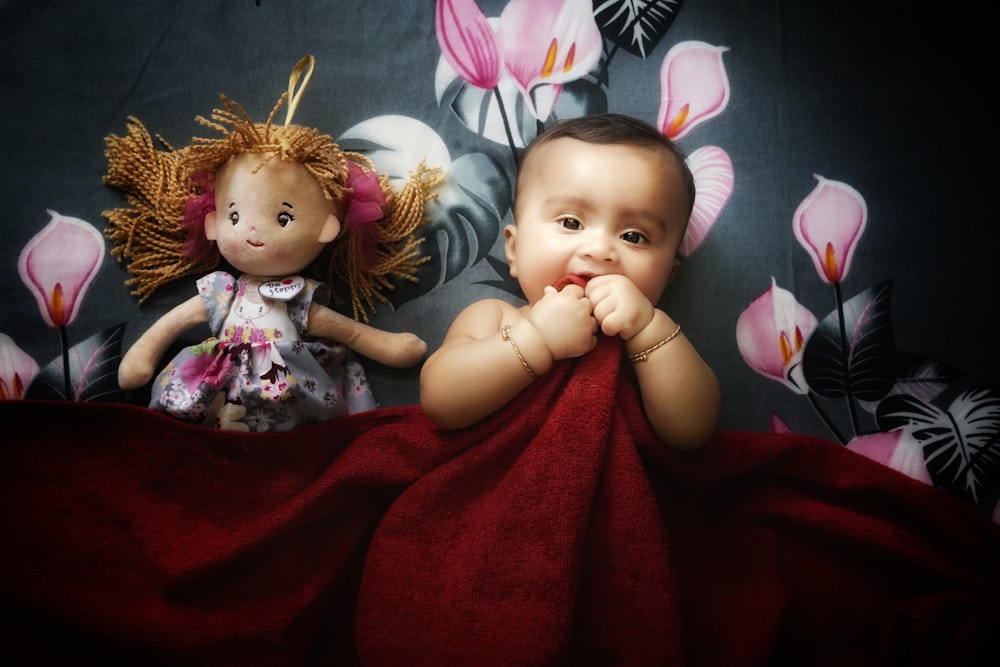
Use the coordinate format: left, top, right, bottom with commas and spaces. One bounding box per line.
2, 335, 998, 666
355, 335, 682, 665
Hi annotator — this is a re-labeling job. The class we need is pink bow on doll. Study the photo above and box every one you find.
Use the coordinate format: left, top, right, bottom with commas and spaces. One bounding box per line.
181, 172, 220, 265
344, 161, 384, 271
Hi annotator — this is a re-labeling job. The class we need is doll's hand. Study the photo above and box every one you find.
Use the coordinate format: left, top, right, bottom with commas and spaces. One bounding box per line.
380, 332, 428, 368
585, 274, 654, 340
308, 303, 428, 368
118, 348, 157, 391
527, 284, 598, 360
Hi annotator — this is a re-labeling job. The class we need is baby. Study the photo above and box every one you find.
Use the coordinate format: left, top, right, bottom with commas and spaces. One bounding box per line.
420, 113, 721, 450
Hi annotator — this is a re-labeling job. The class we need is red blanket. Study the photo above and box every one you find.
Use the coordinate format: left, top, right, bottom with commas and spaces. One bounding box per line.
2, 336, 998, 666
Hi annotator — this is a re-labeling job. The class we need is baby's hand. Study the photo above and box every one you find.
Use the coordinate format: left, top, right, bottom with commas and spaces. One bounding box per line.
585, 274, 654, 340
528, 284, 597, 359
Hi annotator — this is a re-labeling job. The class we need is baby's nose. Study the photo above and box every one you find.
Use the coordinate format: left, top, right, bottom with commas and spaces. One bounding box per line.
580, 235, 617, 261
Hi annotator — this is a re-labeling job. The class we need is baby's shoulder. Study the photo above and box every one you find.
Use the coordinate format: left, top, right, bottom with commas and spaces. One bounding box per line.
448, 298, 522, 337
457, 297, 523, 320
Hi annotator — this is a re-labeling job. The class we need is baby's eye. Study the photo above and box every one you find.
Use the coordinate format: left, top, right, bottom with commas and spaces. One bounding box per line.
560, 217, 582, 230
621, 230, 648, 245
228, 211, 239, 225
277, 211, 294, 228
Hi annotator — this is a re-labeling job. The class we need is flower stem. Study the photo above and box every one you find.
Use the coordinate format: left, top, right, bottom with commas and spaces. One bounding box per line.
58, 325, 71, 399
807, 391, 847, 444
493, 86, 519, 169
833, 281, 860, 436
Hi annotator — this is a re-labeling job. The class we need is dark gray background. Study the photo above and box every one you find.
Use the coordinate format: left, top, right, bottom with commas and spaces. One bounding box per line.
1, 1, 995, 440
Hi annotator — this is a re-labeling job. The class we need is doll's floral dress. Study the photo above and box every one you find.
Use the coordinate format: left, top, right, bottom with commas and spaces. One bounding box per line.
149, 271, 376, 431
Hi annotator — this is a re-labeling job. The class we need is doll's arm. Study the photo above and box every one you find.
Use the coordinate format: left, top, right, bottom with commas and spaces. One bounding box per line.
307, 303, 427, 368
119, 295, 209, 390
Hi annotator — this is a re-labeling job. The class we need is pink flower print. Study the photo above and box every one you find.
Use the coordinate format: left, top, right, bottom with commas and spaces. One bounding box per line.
657, 41, 730, 141
682, 145, 734, 257
847, 430, 932, 485
18, 210, 105, 328
179, 346, 234, 392
497, 0, 602, 120
793, 175, 868, 284
770, 413, 792, 434
0, 334, 39, 400
736, 278, 818, 394
248, 327, 267, 345
436, 0, 502, 89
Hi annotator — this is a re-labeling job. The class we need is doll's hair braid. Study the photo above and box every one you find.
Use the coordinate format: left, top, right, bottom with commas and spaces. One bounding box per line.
329, 163, 443, 320
103, 118, 217, 300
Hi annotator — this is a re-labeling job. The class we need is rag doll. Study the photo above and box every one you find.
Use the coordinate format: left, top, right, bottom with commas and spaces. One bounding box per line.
103, 55, 442, 431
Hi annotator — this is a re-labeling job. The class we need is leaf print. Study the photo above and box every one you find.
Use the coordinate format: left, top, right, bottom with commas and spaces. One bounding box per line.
25, 323, 127, 402
802, 281, 896, 401
877, 388, 1000, 506
593, 0, 685, 59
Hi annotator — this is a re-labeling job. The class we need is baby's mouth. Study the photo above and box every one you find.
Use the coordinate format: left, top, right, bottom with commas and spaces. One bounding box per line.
553, 274, 590, 291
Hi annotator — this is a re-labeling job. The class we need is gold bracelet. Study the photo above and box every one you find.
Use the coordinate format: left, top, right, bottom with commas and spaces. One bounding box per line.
627, 323, 682, 363
501, 324, 537, 377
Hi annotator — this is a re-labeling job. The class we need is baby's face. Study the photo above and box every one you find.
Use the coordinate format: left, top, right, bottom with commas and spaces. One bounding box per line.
206, 153, 340, 277
505, 137, 688, 305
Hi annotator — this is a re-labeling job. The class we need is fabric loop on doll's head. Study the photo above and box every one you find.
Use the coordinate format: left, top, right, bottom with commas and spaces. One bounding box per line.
284, 55, 315, 127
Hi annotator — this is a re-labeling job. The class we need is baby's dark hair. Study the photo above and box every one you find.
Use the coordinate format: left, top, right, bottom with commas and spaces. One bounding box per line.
517, 113, 696, 218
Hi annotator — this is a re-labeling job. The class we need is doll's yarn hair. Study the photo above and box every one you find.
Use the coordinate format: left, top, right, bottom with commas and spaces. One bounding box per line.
103, 92, 441, 322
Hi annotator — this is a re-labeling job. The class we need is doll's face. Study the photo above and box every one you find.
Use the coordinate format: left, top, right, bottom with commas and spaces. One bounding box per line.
205, 153, 341, 277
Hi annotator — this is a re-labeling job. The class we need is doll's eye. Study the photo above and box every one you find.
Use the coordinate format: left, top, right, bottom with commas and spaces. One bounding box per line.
228, 211, 239, 225
277, 212, 294, 228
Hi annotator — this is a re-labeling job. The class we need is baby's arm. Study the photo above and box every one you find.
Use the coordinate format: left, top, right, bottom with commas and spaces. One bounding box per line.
119, 295, 208, 390
307, 303, 427, 368
586, 275, 720, 450
626, 309, 721, 450
420, 289, 597, 429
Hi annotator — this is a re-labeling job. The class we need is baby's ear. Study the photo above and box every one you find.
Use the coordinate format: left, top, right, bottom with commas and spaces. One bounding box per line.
665, 257, 680, 285
204, 210, 219, 241
503, 224, 518, 278
318, 213, 341, 243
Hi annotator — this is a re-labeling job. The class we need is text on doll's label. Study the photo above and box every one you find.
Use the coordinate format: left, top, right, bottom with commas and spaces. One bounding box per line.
258, 276, 306, 300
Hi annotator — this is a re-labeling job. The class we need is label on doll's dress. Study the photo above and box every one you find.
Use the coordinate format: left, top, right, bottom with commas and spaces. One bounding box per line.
258, 276, 306, 300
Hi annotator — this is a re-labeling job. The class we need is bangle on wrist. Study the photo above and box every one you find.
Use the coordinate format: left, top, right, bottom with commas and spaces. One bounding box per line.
501, 324, 538, 377
627, 322, 681, 363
